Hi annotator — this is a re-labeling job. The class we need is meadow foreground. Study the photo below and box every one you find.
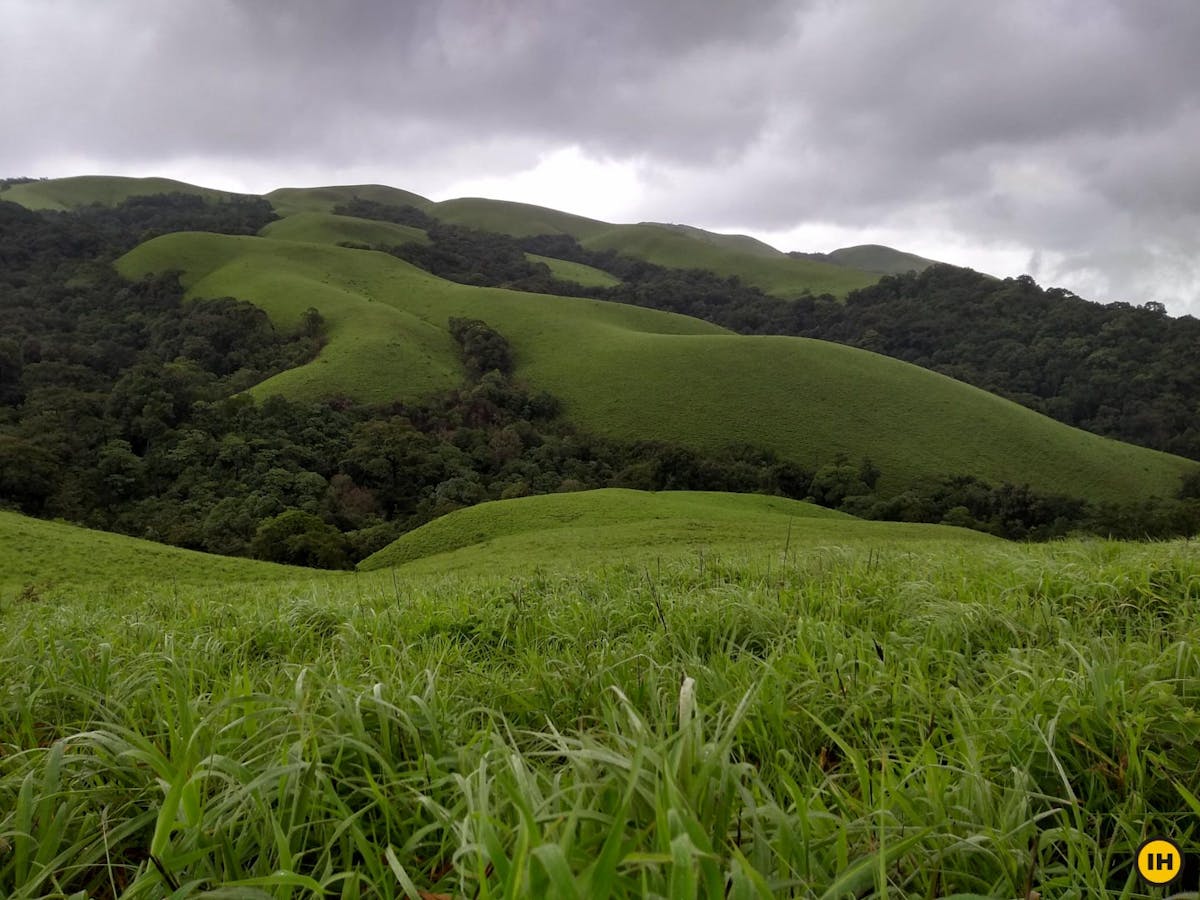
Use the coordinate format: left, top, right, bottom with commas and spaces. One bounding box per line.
2, 536, 1198, 897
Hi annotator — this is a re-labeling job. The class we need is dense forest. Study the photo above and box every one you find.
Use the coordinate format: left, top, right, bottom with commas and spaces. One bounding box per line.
338, 201, 1200, 462
2, 194, 1199, 569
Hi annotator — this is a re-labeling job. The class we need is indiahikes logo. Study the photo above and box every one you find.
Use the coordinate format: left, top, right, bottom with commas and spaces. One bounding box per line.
1136, 837, 1184, 887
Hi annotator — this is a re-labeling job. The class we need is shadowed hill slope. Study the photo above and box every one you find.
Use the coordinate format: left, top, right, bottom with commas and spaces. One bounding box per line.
265, 184, 434, 216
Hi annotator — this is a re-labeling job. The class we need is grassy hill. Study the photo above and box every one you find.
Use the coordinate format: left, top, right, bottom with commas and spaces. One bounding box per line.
265, 184, 434, 216
0, 510, 302, 593
261, 210, 429, 247
360, 488, 995, 574
118, 232, 1197, 503
793, 244, 941, 276
827, 244, 939, 274
0, 175, 236, 210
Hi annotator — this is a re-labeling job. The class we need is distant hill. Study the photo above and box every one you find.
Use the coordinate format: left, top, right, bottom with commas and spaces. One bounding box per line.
359, 488, 995, 573
0, 175, 238, 210
265, 184, 434, 216
791, 244, 940, 276
118, 230, 1196, 503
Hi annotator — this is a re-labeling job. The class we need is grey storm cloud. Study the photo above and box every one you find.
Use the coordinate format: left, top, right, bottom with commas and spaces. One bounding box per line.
3, 0, 1200, 310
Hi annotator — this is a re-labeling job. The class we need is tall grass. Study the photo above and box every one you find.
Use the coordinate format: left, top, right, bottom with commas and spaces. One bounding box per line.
2, 539, 1198, 897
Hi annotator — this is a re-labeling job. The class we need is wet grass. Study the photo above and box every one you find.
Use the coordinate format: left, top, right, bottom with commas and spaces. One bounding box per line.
2, 537, 1198, 897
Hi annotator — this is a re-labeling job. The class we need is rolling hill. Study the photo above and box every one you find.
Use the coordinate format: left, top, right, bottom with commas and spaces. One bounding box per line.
360, 488, 996, 574
0, 175, 237, 210
5, 176, 897, 299
117, 230, 1197, 503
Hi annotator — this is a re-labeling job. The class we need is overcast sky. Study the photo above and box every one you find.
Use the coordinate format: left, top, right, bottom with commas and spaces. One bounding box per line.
4, 0, 1199, 313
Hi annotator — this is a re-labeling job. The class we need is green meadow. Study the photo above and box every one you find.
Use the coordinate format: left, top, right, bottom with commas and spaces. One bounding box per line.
2, 497, 1198, 897
118, 231, 1196, 503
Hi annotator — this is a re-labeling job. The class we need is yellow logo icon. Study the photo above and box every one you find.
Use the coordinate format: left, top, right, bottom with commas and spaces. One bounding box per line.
1137, 837, 1184, 886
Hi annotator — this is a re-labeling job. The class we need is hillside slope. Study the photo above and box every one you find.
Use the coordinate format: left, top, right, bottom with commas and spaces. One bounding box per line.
0, 510, 303, 591
360, 488, 996, 573
118, 232, 1197, 503
0, 175, 236, 210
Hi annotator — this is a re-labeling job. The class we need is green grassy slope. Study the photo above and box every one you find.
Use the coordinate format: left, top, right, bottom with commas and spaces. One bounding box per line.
527, 253, 620, 287
118, 232, 1197, 502
431, 196, 613, 239
0, 175, 235, 210
265, 184, 434, 216
361, 488, 994, 573
119, 233, 465, 402
0, 510, 302, 593
5, 533, 1196, 896
261, 211, 429, 247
